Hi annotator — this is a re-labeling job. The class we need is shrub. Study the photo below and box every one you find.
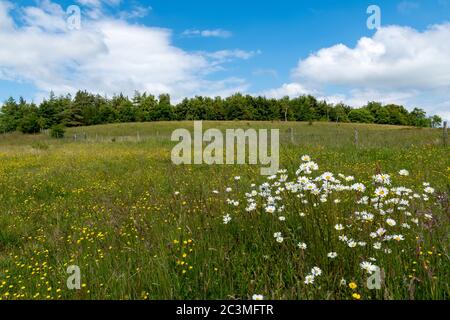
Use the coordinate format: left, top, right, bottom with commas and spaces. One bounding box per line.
18, 113, 41, 134
50, 124, 66, 139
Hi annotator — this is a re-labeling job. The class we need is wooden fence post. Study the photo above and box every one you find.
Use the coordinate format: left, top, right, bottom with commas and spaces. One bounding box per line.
444, 121, 448, 147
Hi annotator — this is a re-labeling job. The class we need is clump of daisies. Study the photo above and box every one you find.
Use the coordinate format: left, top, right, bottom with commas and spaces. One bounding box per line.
223, 154, 440, 291
304, 267, 322, 285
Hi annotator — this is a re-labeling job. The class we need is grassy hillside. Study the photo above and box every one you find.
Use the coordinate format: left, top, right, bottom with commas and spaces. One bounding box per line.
0, 121, 448, 300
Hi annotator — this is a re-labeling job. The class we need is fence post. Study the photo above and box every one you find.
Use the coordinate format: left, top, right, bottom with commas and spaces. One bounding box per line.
354, 129, 359, 146
444, 121, 448, 147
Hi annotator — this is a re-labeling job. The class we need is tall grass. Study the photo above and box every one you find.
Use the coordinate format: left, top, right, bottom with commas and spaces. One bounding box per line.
0, 122, 448, 300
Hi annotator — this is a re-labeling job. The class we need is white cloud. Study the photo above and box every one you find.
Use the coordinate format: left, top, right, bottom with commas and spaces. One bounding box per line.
0, 0, 253, 102
205, 49, 260, 61
77, 0, 121, 8
293, 24, 450, 90
289, 23, 450, 119
397, 1, 419, 13
118, 5, 151, 19
252, 68, 278, 79
260, 83, 312, 99
182, 29, 232, 38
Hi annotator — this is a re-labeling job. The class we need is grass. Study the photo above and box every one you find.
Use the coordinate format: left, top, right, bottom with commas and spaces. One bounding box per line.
0, 121, 448, 300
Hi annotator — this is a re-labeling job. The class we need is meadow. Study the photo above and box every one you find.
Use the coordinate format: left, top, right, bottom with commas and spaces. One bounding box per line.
0, 121, 448, 300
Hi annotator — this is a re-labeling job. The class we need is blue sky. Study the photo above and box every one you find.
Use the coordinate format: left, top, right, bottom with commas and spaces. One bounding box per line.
0, 0, 449, 119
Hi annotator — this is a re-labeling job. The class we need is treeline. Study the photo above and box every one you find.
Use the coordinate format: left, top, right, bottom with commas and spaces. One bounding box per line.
0, 91, 443, 134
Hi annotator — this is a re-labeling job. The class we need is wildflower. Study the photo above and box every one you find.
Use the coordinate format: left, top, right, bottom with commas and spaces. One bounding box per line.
373, 174, 391, 185
234, 176, 241, 181
399, 169, 409, 176
334, 224, 344, 231
273, 232, 282, 238
252, 294, 264, 300
225, 187, 232, 192
297, 242, 307, 250
304, 275, 315, 285
360, 261, 378, 274
351, 183, 366, 192
352, 293, 361, 300
392, 234, 405, 241
321, 172, 334, 181
223, 214, 232, 225
265, 205, 276, 214
375, 187, 389, 198
424, 186, 435, 194
327, 252, 338, 259
278, 216, 286, 221
347, 240, 357, 248
340, 278, 347, 286
373, 242, 382, 250
349, 282, 357, 290
301, 155, 311, 162
276, 236, 284, 243
386, 218, 397, 227
311, 267, 322, 276
376, 227, 387, 236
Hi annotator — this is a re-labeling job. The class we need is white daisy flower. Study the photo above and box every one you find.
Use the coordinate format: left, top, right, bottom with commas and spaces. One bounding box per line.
252, 294, 264, 300
375, 187, 389, 198
301, 155, 311, 162
311, 267, 322, 276
327, 252, 338, 259
360, 261, 378, 274
424, 186, 435, 194
304, 275, 315, 284
386, 218, 397, 227
223, 214, 232, 224
297, 242, 307, 250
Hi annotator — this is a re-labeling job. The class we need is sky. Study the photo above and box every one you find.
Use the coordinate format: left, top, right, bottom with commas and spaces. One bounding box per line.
0, 0, 449, 120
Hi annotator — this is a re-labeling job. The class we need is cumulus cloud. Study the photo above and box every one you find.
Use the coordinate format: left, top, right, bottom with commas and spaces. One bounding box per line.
289, 23, 450, 119
293, 24, 450, 89
260, 83, 312, 99
0, 0, 252, 102
182, 29, 232, 38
